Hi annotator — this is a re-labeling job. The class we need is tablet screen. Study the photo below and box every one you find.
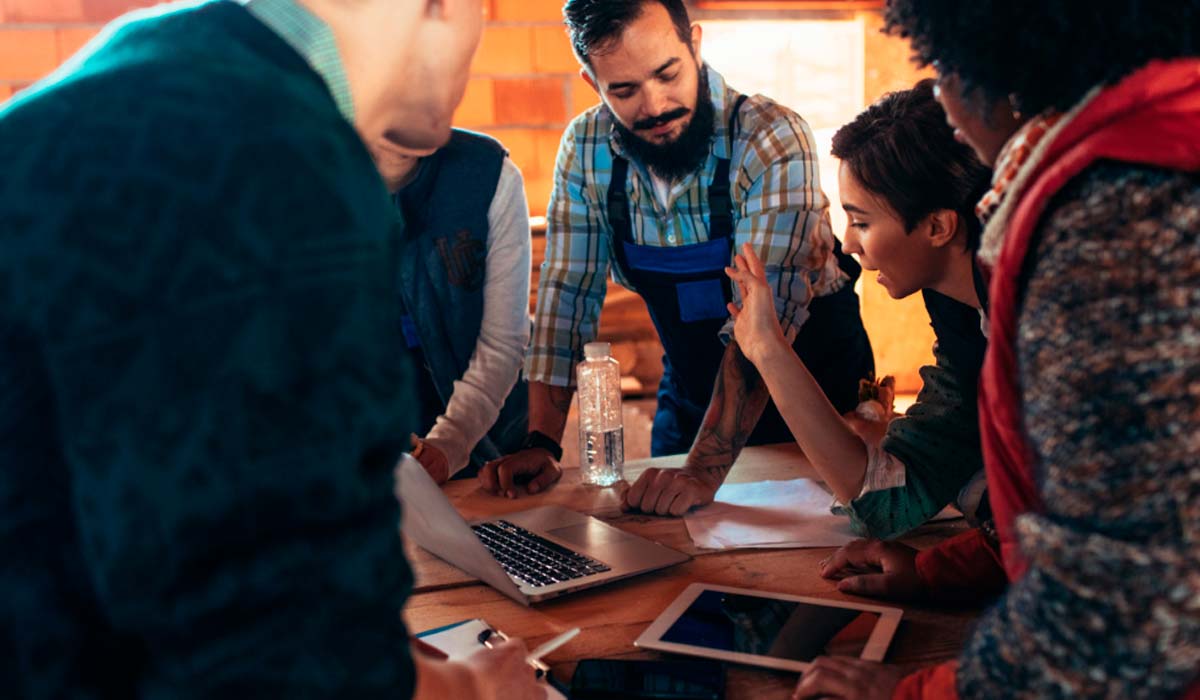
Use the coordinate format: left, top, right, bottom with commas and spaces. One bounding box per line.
660, 589, 882, 662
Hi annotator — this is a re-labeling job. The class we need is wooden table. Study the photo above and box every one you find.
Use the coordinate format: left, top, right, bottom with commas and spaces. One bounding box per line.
403, 444, 979, 699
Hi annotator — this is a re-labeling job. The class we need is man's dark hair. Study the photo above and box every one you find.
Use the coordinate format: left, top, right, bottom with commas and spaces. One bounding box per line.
884, 0, 1200, 118
831, 79, 992, 251
563, 0, 693, 66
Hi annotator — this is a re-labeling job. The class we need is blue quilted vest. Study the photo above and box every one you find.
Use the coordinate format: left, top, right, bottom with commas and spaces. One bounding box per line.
394, 130, 529, 472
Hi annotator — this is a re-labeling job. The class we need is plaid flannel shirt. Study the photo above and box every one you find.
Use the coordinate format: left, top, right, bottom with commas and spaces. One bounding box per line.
526, 65, 846, 387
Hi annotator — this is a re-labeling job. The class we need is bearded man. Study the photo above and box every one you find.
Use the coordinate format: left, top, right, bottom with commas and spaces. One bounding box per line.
481, 0, 874, 518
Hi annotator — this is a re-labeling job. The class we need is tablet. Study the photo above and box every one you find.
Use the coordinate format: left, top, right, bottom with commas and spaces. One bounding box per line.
634, 583, 902, 673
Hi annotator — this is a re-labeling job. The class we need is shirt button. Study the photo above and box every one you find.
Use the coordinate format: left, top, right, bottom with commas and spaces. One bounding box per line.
667, 234, 677, 244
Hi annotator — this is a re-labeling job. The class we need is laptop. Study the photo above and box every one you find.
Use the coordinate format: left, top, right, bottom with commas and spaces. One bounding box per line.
394, 454, 690, 605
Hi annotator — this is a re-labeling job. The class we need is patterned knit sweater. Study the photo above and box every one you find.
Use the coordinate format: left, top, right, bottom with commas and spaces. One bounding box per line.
957, 162, 1200, 696
0, 2, 418, 696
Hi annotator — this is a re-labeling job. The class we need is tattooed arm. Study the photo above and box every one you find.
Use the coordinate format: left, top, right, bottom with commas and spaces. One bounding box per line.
623, 341, 772, 516
478, 381, 571, 498
686, 341, 771, 483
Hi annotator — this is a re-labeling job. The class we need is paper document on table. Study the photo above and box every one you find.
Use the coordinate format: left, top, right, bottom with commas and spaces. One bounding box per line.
683, 478, 859, 550
417, 618, 494, 660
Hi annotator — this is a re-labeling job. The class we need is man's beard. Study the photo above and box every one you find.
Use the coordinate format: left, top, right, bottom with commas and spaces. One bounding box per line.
612, 67, 715, 182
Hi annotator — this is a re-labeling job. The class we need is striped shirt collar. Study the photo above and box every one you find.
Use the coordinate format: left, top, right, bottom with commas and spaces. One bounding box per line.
237, 0, 355, 122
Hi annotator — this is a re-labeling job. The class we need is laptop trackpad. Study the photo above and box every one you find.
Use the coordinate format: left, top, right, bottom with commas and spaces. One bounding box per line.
548, 520, 632, 548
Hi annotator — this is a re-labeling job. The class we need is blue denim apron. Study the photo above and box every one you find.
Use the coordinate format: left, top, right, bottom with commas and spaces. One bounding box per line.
608, 97, 874, 456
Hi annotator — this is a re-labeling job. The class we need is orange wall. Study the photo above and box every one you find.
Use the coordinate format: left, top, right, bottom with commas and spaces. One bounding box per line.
0, 1, 924, 220
0, 0, 586, 217
457, 0, 594, 218
0, 0, 938, 392
857, 11, 936, 392
0, 0, 150, 100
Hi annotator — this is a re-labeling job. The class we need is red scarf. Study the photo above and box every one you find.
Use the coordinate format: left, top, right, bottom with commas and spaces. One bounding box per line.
974, 114, 1062, 227
981, 58, 1200, 580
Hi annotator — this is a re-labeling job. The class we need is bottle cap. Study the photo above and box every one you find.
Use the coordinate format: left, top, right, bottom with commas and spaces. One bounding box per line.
583, 342, 611, 360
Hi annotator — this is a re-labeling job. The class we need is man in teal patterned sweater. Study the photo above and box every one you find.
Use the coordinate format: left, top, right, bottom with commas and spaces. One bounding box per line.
0, 1, 540, 697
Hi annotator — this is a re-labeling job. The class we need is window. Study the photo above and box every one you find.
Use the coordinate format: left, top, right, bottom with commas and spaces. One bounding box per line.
700, 16, 866, 239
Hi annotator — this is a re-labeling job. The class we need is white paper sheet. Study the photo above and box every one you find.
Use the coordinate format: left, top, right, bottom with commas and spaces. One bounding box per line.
417, 618, 495, 660
683, 478, 859, 550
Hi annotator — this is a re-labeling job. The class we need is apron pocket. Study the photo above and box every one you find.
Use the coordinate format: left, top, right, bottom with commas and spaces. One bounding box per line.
676, 279, 729, 323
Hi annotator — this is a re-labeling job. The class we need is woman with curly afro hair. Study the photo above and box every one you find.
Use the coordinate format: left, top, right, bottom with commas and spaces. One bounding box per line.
797, 1, 1200, 699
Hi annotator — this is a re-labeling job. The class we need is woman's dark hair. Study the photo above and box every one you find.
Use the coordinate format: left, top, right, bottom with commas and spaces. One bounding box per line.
831, 79, 992, 250
884, 0, 1200, 117
564, 0, 693, 66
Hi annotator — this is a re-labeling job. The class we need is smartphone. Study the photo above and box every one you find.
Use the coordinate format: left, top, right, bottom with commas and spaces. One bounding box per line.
570, 658, 725, 700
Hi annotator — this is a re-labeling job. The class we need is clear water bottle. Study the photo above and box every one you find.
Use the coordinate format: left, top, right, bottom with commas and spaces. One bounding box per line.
576, 342, 624, 486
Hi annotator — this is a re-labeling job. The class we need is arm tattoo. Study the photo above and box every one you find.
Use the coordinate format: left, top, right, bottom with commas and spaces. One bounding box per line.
686, 341, 771, 484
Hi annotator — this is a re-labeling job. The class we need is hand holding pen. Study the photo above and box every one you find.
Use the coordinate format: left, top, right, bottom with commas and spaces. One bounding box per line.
478, 626, 580, 678
462, 631, 544, 700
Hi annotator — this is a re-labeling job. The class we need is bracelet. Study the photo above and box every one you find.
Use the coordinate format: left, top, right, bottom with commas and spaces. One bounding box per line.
521, 430, 563, 462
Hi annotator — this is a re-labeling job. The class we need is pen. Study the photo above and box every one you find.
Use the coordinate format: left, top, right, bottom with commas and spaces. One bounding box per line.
477, 626, 579, 679
526, 627, 581, 665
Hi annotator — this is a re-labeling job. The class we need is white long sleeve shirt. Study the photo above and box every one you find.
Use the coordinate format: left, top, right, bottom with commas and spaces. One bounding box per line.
422, 157, 532, 475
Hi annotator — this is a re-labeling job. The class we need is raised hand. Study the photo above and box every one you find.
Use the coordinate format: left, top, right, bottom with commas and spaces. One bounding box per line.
725, 242, 789, 367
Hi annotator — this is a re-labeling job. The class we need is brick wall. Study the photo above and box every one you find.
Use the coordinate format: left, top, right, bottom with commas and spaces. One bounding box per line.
460, 0, 589, 218
0, 0, 938, 394
0, 1, 925, 220
0, 0, 158, 100
0, 0, 581, 216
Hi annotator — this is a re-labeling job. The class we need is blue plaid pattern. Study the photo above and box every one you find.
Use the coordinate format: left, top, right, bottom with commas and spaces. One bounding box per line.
527, 65, 846, 387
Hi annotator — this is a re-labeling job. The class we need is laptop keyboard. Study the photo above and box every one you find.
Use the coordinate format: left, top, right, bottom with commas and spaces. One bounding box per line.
472, 520, 612, 589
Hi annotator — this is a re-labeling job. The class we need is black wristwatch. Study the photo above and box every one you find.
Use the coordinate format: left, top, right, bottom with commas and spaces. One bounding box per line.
521, 431, 563, 461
